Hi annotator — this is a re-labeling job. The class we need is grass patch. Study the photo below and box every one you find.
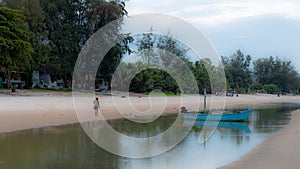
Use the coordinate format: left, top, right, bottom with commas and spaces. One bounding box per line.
146, 92, 180, 96
31, 88, 72, 92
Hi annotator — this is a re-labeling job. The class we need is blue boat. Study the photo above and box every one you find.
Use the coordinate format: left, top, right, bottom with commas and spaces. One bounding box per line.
184, 109, 253, 122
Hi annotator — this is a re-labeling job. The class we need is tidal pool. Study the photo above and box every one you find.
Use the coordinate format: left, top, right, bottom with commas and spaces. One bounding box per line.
0, 103, 299, 169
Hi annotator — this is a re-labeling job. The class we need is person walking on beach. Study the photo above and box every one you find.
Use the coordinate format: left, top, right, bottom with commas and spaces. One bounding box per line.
93, 97, 100, 116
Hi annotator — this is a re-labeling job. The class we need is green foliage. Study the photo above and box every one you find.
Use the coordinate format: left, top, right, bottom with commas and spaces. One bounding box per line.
114, 57, 226, 95
254, 56, 299, 93
156, 33, 188, 65
250, 81, 263, 91
1, 0, 51, 71
40, 0, 128, 80
222, 50, 252, 93
263, 84, 280, 94
112, 62, 180, 94
31, 88, 72, 92
129, 68, 179, 94
192, 59, 210, 94
23, 0, 50, 68
0, 7, 33, 71
136, 32, 188, 65
133, 32, 227, 95
136, 30, 156, 64
133, 32, 202, 94
1, 0, 131, 89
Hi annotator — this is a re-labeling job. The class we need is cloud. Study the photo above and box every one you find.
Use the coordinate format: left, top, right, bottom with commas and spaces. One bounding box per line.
202, 15, 300, 69
126, 0, 300, 71
126, 0, 300, 26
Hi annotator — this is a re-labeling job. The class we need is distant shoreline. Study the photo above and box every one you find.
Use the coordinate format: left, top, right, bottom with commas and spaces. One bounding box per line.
0, 91, 300, 134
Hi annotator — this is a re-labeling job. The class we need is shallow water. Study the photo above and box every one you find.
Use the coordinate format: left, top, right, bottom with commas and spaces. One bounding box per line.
0, 103, 299, 169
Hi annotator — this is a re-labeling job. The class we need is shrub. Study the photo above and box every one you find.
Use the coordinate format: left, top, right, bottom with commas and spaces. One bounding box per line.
263, 84, 280, 94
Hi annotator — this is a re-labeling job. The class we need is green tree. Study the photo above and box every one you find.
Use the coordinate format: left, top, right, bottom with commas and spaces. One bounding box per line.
0, 7, 34, 88
156, 33, 188, 65
115, 62, 179, 94
192, 59, 211, 94
295, 78, 300, 95
254, 56, 299, 93
250, 81, 263, 92
136, 29, 156, 64
40, 0, 130, 82
263, 84, 280, 94
23, 0, 50, 67
1, 0, 51, 71
136, 32, 188, 65
222, 50, 252, 93
135, 32, 193, 94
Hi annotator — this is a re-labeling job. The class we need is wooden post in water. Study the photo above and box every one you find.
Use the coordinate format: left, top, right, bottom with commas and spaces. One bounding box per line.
204, 88, 207, 114
203, 87, 207, 148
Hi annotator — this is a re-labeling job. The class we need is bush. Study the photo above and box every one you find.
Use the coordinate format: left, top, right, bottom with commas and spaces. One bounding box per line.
250, 82, 263, 91
263, 84, 280, 94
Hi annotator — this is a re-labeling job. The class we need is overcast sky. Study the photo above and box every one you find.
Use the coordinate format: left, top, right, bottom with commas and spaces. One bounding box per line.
126, 0, 300, 71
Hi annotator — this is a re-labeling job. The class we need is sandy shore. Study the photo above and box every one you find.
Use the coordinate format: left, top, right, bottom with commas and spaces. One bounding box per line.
0, 92, 300, 133
219, 109, 300, 169
1, 91, 300, 168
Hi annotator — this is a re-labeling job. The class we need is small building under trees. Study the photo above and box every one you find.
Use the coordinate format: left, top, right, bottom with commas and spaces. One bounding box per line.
32, 64, 66, 89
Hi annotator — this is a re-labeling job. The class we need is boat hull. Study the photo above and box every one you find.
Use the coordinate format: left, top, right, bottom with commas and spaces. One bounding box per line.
184, 109, 253, 122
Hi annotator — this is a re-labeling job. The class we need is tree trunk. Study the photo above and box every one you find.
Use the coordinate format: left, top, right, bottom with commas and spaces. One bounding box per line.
7, 69, 16, 92
7, 69, 11, 89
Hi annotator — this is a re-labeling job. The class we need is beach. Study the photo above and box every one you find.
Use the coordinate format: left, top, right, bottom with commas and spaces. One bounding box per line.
1, 91, 300, 168
219, 109, 300, 169
1, 91, 299, 133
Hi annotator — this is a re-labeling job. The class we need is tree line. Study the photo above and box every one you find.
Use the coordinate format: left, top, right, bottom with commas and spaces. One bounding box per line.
123, 32, 300, 95
120, 52, 300, 95
223, 51, 300, 94
0, 0, 130, 88
114, 31, 300, 95
0, 1, 299, 94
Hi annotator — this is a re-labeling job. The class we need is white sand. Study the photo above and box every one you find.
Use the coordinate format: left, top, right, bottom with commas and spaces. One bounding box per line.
0, 93, 299, 133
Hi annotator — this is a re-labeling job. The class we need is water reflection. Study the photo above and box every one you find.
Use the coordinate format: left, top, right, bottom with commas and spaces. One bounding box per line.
0, 103, 299, 169
81, 114, 190, 158
192, 121, 251, 133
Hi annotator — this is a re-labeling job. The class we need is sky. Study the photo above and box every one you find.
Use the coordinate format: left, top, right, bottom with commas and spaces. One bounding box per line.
126, 0, 300, 71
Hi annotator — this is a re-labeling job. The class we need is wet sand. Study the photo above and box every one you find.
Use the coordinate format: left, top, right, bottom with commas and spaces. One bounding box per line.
219, 109, 300, 169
